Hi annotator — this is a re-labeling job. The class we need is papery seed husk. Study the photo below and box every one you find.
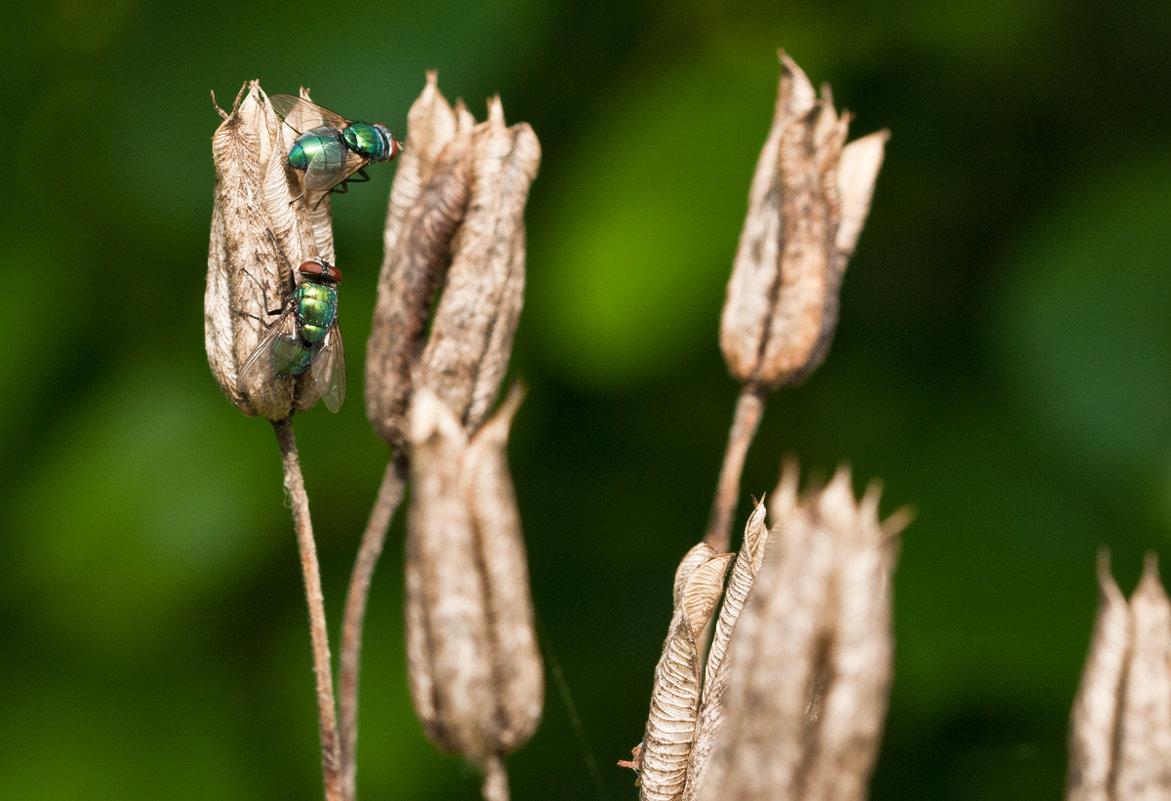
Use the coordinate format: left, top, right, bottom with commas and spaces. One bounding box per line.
684, 500, 773, 801
1067, 552, 1132, 801
719, 51, 817, 387
206, 81, 338, 419
207, 82, 294, 420
384, 72, 458, 260
699, 501, 837, 801
835, 131, 889, 260
418, 115, 540, 434
802, 470, 900, 801
366, 135, 475, 445
455, 98, 478, 133
752, 98, 837, 389
640, 552, 734, 801
461, 386, 543, 750
675, 542, 720, 606
1114, 556, 1171, 800
767, 456, 801, 528
405, 390, 497, 757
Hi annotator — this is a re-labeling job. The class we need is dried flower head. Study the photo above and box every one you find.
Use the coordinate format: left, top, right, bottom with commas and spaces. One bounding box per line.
404, 387, 542, 798
1067, 553, 1171, 801
720, 51, 888, 393
697, 468, 903, 801
683, 497, 775, 801
632, 463, 905, 801
366, 74, 541, 447
206, 80, 336, 419
637, 543, 734, 801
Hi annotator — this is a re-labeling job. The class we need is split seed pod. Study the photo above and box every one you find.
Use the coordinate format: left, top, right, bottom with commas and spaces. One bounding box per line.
1067, 554, 1171, 801
696, 468, 903, 801
636, 543, 734, 801
366, 74, 540, 446
206, 80, 335, 419
405, 387, 542, 795
720, 51, 888, 392
683, 497, 776, 801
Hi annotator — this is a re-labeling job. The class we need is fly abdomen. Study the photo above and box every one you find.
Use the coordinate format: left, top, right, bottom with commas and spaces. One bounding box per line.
273, 334, 317, 377
288, 127, 349, 172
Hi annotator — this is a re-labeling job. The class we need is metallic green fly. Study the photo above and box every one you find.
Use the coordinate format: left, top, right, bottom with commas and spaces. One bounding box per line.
239, 233, 346, 412
269, 94, 402, 199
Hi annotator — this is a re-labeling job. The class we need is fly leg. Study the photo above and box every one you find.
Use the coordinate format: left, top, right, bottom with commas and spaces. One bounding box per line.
233, 266, 287, 324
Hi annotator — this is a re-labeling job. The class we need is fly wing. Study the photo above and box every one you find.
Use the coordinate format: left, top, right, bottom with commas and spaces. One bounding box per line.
239, 304, 299, 388
310, 322, 346, 413
303, 144, 366, 191
269, 93, 350, 133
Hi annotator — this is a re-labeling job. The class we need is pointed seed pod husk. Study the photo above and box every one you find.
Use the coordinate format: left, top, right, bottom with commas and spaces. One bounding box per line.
366, 78, 541, 447
417, 101, 540, 434
720, 51, 888, 393
639, 545, 734, 801
1066, 551, 1132, 801
405, 387, 542, 774
800, 472, 900, 801
460, 385, 543, 750
206, 81, 335, 419
366, 133, 474, 444
683, 499, 773, 801
1113, 555, 1171, 800
697, 467, 904, 801
383, 71, 459, 260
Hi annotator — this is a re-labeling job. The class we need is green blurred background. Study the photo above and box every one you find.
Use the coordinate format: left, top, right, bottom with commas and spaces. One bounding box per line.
4, 0, 1170, 798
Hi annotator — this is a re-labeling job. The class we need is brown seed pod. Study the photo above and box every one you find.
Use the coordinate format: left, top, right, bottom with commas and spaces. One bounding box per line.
366, 76, 541, 447
404, 387, 542, 791
720, 51, 887, 393
206, 81, 335, 419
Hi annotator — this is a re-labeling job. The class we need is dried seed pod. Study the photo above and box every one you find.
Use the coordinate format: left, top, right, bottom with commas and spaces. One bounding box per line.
1113, 556, 1171, 800
206, 81, 335, 419
383, 71, 459, 260
367, 77, 541, 447
720, 51, 887, 393
697, 467, 904, 801
1067, 553, 1133, 800
683, 499, 774, 801
461, 386, 543, 750
1067, 553, 1133, 801
404, 388, 542, 792
638, 544, 734, 801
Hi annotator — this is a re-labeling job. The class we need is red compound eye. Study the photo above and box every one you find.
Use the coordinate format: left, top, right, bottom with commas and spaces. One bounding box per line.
299, 259, 342, 282
298, 260, 326, 277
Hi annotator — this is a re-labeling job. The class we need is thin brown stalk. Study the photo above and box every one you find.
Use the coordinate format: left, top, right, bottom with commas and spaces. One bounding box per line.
481, 753, 510, 801
705, 387, 766, 554
272, 418, 342, 801
339, 451, 410, 800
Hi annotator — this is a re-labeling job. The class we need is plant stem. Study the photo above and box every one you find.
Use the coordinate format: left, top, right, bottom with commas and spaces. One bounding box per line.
481, 754, 510, 801
705, 387, 766, 553
273, 418, 343, 801
339, 451, 410, 800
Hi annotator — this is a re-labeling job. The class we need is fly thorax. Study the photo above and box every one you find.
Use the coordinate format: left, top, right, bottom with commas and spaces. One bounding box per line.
344, 123, 396, 162
294, 283, 338, 345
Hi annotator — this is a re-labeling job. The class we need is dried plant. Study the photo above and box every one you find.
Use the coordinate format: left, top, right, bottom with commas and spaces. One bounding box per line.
204, 49, 1171, 801
623, 50, 903, 801
207, 80, 345, 801
405, 387, 542, 801
631, 469, 906, 801
708, 50, 888, 554
206, 75, 541, 801
1067, 553, 1171, 801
